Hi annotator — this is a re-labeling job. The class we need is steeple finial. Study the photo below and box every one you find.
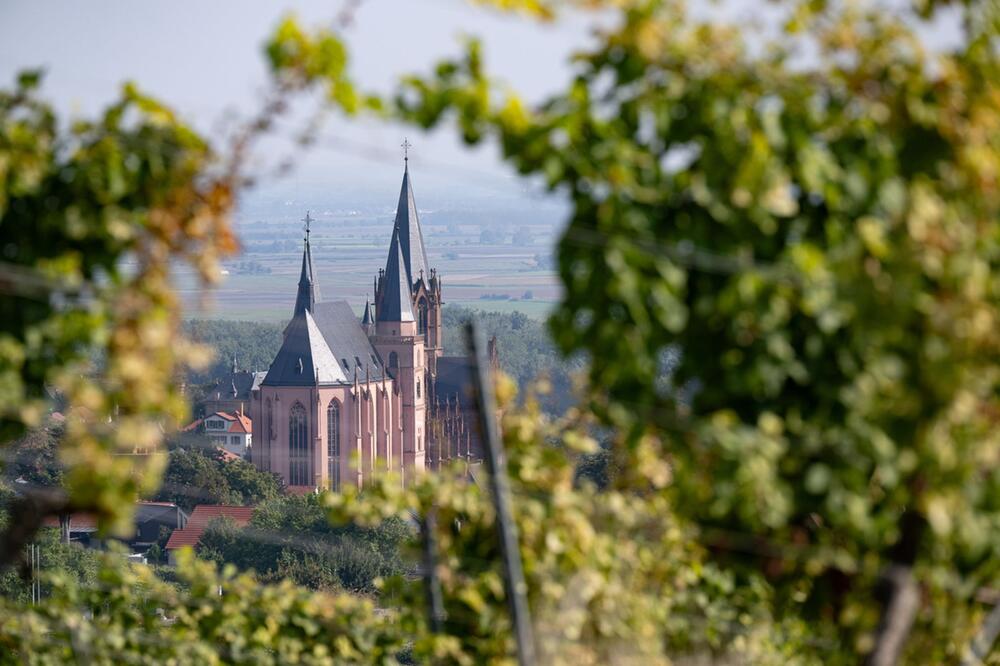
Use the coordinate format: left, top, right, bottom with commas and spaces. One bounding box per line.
401, 137, 412, 166
293, 211, 319, 317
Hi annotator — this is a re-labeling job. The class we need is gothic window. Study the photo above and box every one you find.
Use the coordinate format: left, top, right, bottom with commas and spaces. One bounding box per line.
263, 398, 273, 471
389, 352, 399, 369
416, 380, 421, 398
289, 402, 310, 486
327, 399, 341, 492
417, 298, 428, 335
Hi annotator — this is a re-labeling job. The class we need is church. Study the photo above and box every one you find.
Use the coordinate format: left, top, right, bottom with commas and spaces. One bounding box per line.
249, 158, 486, 491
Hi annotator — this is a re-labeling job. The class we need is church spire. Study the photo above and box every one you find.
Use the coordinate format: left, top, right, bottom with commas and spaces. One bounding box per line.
361, 298, 374, 327
361, 297, 375, 335
293, 211, 319, 316
377, 225, 415, 323
391, 144, 430, 286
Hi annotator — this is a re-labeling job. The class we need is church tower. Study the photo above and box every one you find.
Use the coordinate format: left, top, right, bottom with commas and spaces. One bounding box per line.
374, 150, 443, 378
371, 224, 427, 473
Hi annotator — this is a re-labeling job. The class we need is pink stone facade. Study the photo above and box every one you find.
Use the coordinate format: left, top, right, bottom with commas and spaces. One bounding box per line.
252, 380, 407, 492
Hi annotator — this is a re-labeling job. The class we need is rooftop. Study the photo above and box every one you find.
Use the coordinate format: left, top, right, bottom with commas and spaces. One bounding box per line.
164, 504, 254, 550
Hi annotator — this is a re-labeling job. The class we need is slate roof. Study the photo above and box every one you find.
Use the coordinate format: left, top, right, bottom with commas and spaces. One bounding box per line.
263, 310, 348, 386
135, 501, 188, 531
206, 370, 266, 401
393, 163, 430, 286
435, 356, 476, 409
378, 232, 415, 323
165, 505, 254, 550
265, 300, 385, 387
311, 300, 386, 381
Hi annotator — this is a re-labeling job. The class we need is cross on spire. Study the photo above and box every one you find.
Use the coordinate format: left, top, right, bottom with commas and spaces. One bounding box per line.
303, 211, 313, 242
401, 137, 412, 163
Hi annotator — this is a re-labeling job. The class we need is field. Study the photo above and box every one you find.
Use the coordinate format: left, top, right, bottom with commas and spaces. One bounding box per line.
176, 211, 562, 323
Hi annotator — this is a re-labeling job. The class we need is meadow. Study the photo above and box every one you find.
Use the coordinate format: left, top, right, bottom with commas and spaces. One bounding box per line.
176, 211, 561, 322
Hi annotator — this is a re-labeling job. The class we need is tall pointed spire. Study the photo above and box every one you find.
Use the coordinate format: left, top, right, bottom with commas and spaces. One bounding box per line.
361, 298, 374, 326
391, 146, 430, 286
293, 211, 319, 316
377, 225, 415, 323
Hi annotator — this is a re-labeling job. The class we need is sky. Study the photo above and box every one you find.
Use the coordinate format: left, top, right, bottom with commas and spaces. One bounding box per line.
0, 0, 963, 213
0, 0, 610, 209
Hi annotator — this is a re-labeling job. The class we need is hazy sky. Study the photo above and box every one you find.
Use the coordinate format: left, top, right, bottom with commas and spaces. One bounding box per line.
0, 0, 963, 208
0, 0, 610, 204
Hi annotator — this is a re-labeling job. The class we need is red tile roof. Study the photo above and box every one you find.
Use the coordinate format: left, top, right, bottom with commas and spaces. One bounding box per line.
164, 505, 254, 550
182, 411, 252, 434
42, 513, 98, 531
43, 502, 183, 531
227, 413, 251, 434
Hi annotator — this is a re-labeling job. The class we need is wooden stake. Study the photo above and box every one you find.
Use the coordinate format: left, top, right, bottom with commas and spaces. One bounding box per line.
465, 321, 535, 666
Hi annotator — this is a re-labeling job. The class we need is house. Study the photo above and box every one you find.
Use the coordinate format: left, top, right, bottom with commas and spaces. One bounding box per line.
200, 366, 267, 417
183, 410, 253, 457
133, 501, 189, 549
41, 500, 188, 555
164, 504, 254, 565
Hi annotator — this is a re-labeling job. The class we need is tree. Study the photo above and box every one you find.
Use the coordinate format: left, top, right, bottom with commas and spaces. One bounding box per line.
0, 69, 243, 545
5, 420, 64, 488
441, 306, 580, 414
0, 528, 101, 604
182, 319, 283, 384
374, 0, 1000, 660
0, 549, 405, 663
153, 446, 282, 512
198, 495, 410, 595
3, 1, 999, 663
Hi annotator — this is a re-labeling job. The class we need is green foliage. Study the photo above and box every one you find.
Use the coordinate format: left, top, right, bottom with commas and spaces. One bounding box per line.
326, 395, 816, 664
153, 446, 282, 512
0, 550, 405, 664
273, 0, 1000, 660
0, 71, 238, 532
442, 306, 579, 413
4, 420, 64, 487
198, 494, 410, 595
183, 319, 283, 384
2, 1, 998, 663
0, 529, 101, 604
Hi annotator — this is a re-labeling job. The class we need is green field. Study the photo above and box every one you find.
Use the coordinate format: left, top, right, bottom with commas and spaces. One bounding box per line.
178, 214, 561, 322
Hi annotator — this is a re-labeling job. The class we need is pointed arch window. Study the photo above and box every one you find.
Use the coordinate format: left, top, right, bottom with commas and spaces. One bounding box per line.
417, 297, 428, 336
262, 398, 273, 471
289, 402, 310, 486
327, 399, 341, 492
